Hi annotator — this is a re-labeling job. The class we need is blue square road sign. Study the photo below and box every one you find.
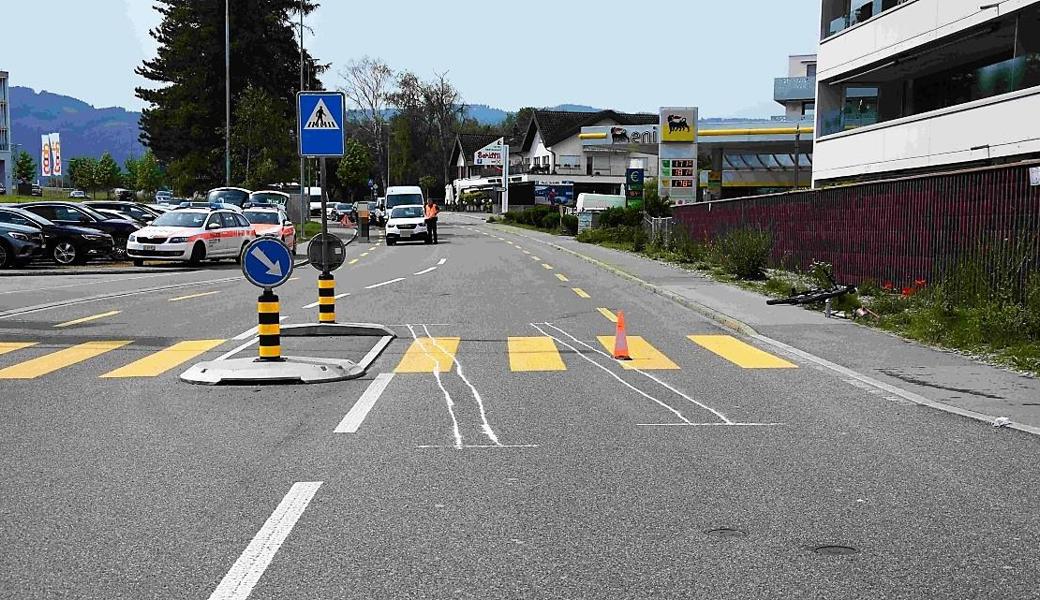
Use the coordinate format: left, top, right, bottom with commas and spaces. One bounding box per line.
298, 91, 346, 158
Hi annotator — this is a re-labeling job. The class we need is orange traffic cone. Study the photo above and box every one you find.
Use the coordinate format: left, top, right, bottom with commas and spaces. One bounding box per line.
613, 310, 631, 360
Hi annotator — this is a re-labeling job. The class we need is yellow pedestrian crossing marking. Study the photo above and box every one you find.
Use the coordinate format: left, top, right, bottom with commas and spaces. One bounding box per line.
0, 341, 132, 380
596, 336, 679, 370
361, 252, 369, 257
555, 274, 569, 282
572, 288, 591, 299
531, 256, 541, 261
101, 340, 226, 378
395, 337, 460, 373
542, 263, 554, 270
349, 259, 359, 265
688, 335, 797, 369
0, 342, 37, 356
508, 337, 566, 372
54, 310, 121, 328
169, 291, 220, 302
597, 308, 618, 323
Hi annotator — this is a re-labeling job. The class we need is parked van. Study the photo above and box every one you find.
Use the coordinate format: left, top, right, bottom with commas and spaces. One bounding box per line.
576, 193, 626, 213
384, 186, 425, 212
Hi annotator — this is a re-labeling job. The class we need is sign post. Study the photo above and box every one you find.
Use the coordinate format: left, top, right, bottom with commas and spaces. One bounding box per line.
241, 238, 295, 361
658, 107, 699, 207
475, 138, 509, 214
298, 91, 346, 318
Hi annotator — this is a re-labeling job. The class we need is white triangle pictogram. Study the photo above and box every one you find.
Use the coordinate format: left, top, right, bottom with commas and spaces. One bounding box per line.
304, 99, 340, 130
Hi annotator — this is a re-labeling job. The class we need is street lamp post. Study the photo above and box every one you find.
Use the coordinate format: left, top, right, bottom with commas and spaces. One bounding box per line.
225, 0, 231, 187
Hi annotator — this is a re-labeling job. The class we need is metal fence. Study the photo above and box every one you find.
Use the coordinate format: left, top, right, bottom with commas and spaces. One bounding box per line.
644, 215, 674, 244
672, 161, 1040, 293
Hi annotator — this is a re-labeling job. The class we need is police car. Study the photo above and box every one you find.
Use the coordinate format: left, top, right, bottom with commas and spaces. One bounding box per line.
126, 208, 255, 266
242, 207, 297, 255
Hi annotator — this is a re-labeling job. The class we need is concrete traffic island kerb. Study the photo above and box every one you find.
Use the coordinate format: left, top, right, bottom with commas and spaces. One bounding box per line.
180, 235, 396, 386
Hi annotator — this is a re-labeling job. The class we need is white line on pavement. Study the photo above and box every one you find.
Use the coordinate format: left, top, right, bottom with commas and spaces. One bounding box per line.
335, 373, 395, 433
358, 336, 394, 371
407, 325, 463, 449
366, 278, 405, 290
437, 258, 447, 265
414, 267, 437, 276
206, 482, 322, 600
422, 324, 502, 447
531, 323, 693, 425
301, 293, 349, 309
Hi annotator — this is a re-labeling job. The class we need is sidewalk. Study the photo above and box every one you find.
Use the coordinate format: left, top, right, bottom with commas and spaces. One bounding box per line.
487, 220, 1040, 435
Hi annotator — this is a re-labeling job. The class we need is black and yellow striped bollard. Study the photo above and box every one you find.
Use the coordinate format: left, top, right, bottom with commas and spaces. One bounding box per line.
257, 290, 282, 361
318, 274, 336, 323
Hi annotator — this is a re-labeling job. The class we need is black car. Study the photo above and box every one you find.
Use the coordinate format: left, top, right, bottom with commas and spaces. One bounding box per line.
16, 201, 140, 258
0, 221, 45, 268
0, 206, 114, 265
0, 181, 7, 195
84, 200, 161, 224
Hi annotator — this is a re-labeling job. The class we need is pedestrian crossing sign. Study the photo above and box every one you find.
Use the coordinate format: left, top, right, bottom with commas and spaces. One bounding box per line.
298, 91, 346, 157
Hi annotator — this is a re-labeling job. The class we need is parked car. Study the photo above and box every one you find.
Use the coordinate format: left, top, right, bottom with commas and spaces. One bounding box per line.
248, 190, 290, 209
31, 184, 43, 197
16, 201, 140, 259
206, 187, 251, 209
126, 208, 255, 266
331, 202, 352, 222
94, 208, 148, 229
0, 221, 45, 268
155, 190, 173, 204
69, 190, 89, 199
0, 206, 114, 265
0, 182, 7, 196
113, 188, 137, 202
243, 207, 297, 255
372, 197, 386, 226
85, 200, 162, 224
145, 204, 172, 215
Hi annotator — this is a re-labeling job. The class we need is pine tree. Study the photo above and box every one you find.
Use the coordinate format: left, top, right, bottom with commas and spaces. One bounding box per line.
136, 0, 322, 193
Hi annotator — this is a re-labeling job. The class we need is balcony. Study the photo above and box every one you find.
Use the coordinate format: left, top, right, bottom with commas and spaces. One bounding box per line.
774, 76, 817, 103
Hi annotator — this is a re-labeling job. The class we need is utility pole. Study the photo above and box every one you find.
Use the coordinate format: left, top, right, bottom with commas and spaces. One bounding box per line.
299, 0, 307, 226
225, 0, 231, 187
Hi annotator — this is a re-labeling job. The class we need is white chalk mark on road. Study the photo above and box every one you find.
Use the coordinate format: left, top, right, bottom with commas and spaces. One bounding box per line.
366, 278, 406, 290
414, 267, 437, 276
336, 373, 395, 433
206, 481, 322, 600
407, 325, 463, 449
422, 324, 502, 447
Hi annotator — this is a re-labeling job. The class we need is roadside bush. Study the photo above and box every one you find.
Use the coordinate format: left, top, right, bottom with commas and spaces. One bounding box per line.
561, 214, 578, 235
668, 226, 707, 264
598, 206, 643, 228
540, 212, 561, 231
711, 228, 773, 280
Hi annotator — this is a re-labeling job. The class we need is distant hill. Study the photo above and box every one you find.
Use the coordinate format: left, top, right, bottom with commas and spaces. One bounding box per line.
10, 87, 145, 169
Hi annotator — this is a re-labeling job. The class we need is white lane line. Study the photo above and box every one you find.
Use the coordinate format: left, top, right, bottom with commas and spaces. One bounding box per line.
231, 317, 289, 341
365, 278, 405, 290
335, 373, 395, 433
530, 323, 693, 425
216, 339, 259, 361
543, 322, 732, 424
414, 267, 437, 276
301, 293, 349, 310
422, 324, 502, 447
407, 325, 463, 449
206, 481, 322, 600
437, 258, 447, 265
358, 336, 394, 371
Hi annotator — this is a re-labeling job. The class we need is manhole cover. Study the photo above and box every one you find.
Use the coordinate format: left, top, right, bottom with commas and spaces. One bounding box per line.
705, 528, 748, 538
813, 545, 859, 555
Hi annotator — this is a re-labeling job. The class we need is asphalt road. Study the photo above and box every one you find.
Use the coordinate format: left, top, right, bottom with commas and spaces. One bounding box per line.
1, 213, 1038, 599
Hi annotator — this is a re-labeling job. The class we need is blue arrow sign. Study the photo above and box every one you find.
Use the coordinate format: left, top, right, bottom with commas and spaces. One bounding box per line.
298, 91, 346, 157
242, 238, 294, 289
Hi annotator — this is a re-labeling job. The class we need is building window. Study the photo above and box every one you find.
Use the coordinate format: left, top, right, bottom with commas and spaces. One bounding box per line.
806, 63, 817, 78
802, 102, 816, 117
821, 0, 904, 39
559, 155, 581, 169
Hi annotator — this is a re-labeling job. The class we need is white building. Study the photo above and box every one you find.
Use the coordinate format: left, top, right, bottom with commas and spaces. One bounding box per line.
813, 0, 1040, 184
774, 54, 818, 121
0, 71, 11, 194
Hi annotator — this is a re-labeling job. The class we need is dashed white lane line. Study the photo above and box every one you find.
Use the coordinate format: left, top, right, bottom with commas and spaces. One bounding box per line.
206, 482, 322, 600
437, 258, 447, 266
302, 293, 349, 309
414, 267, 437, 276
335, 373, 394, 433
366, 278, 406, 290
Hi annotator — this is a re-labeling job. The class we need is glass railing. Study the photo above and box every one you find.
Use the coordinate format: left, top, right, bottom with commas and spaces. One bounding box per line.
972, 54, 1040, 101
774, 76, 817, 102
823, 0, 907, 39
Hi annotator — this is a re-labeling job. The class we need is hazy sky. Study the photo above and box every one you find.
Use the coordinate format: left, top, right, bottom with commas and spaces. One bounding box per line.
2, 0, 822, 118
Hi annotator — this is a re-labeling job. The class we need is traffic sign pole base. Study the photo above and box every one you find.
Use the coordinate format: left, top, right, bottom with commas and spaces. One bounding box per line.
180, 355, 364, 386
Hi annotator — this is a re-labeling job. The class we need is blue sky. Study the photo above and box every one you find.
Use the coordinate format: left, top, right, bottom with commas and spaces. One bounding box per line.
2, 0, 821, 118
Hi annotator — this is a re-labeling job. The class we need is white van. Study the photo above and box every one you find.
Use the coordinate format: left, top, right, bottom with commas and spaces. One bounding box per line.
576, 193, 626, 213
385, 186, 425, 212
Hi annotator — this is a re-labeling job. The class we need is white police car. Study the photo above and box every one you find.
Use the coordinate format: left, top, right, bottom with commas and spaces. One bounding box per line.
126, 208, 255, 266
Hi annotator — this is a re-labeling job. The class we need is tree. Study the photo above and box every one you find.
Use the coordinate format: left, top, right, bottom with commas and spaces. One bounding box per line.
14, 151, 36, 184
136, 150, 166, 194
137, 0, 324, 192
336, 139, 374, 202
68, 157, 98, 192
94, 153, 123, 199
419, 175, 437, 199
421, 72, 464, 189
123, 156, 141, 190
231, 85, 293, 189
341, 56, 394, 190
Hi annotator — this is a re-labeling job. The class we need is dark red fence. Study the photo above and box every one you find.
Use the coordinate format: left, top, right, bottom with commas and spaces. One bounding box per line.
673, 161, 1040, 289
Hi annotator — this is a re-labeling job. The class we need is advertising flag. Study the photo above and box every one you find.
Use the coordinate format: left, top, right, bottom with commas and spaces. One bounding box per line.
41, 134, 52, 177
50, 133, 63, 177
